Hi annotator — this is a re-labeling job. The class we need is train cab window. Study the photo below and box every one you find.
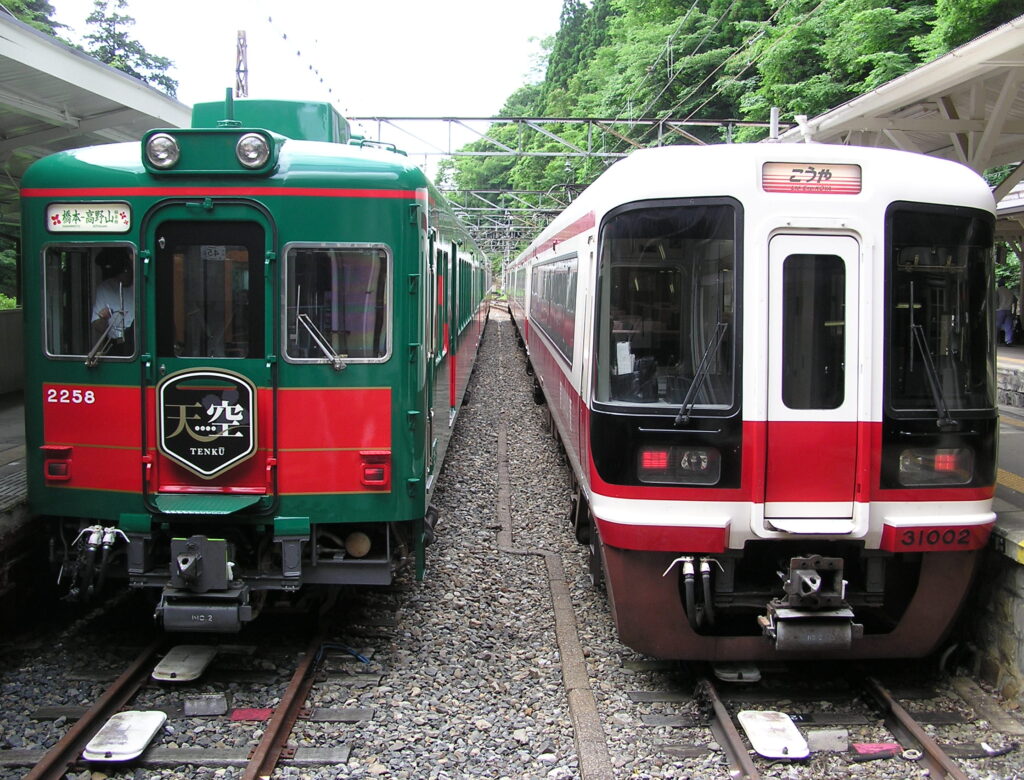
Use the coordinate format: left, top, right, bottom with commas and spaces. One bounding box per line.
284, 245, 390, 362
43, 244, 136, 360
886, 204, 994, 412
782, 254, 845, 409
155, 222, 264, 359
595, 201, 738, 412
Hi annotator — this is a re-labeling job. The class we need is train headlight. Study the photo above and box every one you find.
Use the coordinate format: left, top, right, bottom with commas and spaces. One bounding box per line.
236, 133, 271, 169
145, 133, 180, 169
638, 446, 720, 485
897, 447, 973, 486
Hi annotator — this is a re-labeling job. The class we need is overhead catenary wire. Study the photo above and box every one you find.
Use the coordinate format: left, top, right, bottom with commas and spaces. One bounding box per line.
665, 0, 827, 123
631, 0, 742, 121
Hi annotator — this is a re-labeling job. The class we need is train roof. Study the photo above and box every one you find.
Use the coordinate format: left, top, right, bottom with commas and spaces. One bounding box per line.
22, 133, 430, 193
514, 143, 995, 264
192, 99, 351, 144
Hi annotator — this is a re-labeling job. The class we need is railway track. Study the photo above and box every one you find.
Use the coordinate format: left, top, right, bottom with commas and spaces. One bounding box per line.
494, 309, 1024, 779
0, 593, 410, 779
4, 311, 1024, 779
606, 661, 1024, 779
16, 627, 342, 779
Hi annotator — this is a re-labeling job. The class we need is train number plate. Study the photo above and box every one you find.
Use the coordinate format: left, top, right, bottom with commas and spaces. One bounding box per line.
881, 524, 992, 552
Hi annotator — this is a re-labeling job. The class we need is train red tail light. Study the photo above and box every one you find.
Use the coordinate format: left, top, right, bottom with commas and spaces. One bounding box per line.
359, 450, 391, 489
641, 449, 670, 470
638, 446, 720, 485
42, 445, 72, 482
898, 447, 973, 486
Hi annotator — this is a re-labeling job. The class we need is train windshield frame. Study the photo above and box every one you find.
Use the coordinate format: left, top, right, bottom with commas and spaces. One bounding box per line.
42, 243, 137, 361
154, 221, 266, 360
885, 202, 995, 414
282, 243, 393, 364
593, 197, 741, 415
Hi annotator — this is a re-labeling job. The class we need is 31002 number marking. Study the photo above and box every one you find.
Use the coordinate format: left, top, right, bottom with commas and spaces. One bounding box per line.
46, 388, 96, 404
900, 528, 971, 547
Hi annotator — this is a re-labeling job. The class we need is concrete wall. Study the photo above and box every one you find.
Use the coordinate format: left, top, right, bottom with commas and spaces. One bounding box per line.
968, 506, 1024, 706
0, 309, 23, 395
999, 365, 1024, 408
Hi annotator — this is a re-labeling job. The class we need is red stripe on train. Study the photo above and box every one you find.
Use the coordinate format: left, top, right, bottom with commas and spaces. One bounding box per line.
22, 187, 419, 199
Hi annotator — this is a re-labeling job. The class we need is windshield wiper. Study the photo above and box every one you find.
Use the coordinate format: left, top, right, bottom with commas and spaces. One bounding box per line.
84, 320, 115, 367
297, 313, 347, 371
910, 323, 958, 430
674, 321, 728, 426
907, 280, 957, 431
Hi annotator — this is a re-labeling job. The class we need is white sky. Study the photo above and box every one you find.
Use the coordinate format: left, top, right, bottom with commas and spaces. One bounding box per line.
51, 0, 562, 164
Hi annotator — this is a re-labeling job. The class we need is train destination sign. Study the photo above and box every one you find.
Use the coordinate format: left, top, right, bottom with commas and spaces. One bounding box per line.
157, 369, 258, 478
761, 162, 862, 195
46, 202, 131, 232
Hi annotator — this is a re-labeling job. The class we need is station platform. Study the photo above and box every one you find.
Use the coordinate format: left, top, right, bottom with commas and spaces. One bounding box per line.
0, 392, 26, 525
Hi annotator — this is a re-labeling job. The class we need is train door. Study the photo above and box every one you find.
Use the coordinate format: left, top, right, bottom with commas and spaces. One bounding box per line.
765, 234, 860, 524
144, 210, 275, 509
425, 239, 437, 477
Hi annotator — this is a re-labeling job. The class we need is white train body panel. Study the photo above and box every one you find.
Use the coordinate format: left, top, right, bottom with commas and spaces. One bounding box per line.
507, 144, 998, 659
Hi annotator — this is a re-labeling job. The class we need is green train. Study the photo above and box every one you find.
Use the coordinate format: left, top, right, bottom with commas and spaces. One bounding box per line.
20, 95, 489, 631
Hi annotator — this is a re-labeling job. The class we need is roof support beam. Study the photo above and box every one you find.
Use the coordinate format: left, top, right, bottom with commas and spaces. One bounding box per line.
996, 161, 1024, 202
973, 68, 1024, 172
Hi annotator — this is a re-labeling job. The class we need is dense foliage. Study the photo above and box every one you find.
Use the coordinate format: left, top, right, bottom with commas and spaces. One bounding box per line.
0, 248, 16, 308
442, 0, 1024, 200
2, 0, 62, 35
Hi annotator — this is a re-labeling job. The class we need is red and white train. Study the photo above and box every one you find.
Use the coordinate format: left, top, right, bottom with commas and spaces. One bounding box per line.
507, 143, 997, 660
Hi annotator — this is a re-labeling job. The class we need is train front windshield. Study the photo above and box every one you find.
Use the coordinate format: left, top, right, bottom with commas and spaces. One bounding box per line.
595, 200, 737, 411
887, 204, 995, 413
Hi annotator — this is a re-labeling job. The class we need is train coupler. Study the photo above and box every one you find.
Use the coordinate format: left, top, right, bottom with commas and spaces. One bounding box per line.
758, 555, 864, 652
155, 584, 254, 632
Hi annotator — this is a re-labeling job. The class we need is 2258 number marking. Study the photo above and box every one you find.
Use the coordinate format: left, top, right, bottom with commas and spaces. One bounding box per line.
46, 388, 96, 404
900, 528, 971, 547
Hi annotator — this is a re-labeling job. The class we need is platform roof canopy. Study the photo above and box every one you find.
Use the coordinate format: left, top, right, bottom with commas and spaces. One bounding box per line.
778, 14, 1024, 208
0, 11, 190, 239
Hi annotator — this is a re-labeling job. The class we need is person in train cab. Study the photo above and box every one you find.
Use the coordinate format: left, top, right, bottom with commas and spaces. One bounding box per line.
996, 279, 1017, 346
90, 247, 135, 355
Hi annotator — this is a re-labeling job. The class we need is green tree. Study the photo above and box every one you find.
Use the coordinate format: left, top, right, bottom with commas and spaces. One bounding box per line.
0, 248, 18, 307
732, 0, 935, 140
84, 0, 177, 97
443, 0, 1024, 237
915, 0, 1024, 59
3, 0, 63, 36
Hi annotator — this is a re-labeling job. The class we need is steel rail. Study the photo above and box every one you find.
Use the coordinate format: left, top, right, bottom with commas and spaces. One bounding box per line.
24, 637, 164, 780
862, 676, 969, 780
242, 630, 325, 780
695, 677, 760, 780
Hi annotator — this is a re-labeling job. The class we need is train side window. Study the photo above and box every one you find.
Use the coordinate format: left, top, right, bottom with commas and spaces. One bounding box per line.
284, 245, 391, 362
43, 244, 136, 360
530, 254, 578, 365
781, 254, 845, 410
